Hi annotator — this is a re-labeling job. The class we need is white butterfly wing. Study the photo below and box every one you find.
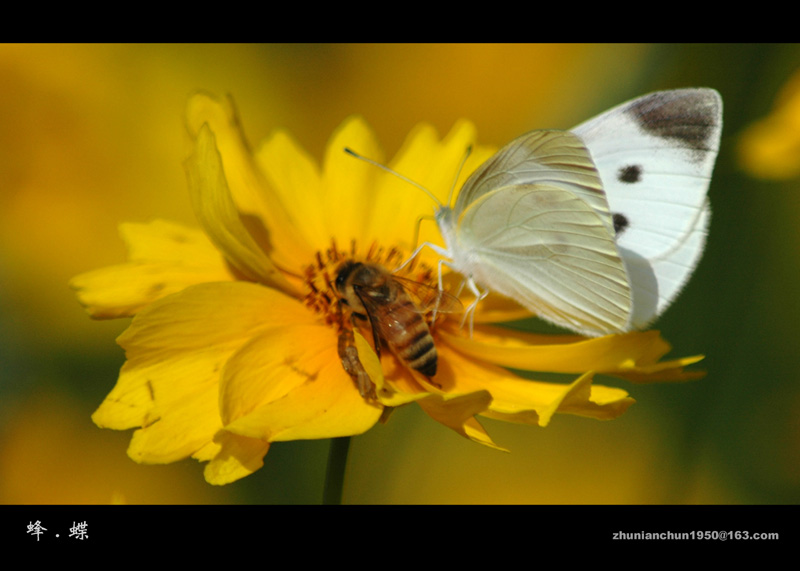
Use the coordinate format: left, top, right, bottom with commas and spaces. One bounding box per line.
621, 201, 710, 329
455, 130, 617, 236
456, 184, 632, 336
572, 89, 722, 326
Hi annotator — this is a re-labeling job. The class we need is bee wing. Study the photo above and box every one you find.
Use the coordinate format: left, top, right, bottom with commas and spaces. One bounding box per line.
349, 288, 385, 356
391, 275, 463, 314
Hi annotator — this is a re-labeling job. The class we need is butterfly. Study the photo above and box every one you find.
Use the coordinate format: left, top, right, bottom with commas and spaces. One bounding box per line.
430, 89, 723, 336
349, 89, 723, 336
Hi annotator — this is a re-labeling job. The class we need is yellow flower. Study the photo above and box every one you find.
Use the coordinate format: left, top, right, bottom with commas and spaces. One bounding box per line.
740, 69, 800, 179
71, 94, 703, 485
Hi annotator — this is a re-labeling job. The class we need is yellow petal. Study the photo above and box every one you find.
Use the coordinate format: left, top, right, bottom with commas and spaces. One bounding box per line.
351, 329, 393, 399
116, 281, 315, 349
442, 325, 701, 380
120, 220, 224, 265
203, 431, 270, 486
92, 340, 223, 436
416, 390, 504, 450
223, 355, 383, 442
192, 439, 222, 462
93, 282, 313, 462
186, 93, 313, 268
253, 129, 330, 253
70, 220, 234, 318
186, 124, 300, 298
612, 354, 705, 383
219, 324, 343, 424
364, 120, 478, 251
126, 384, 222, 464
322, 116, 384, 246
400, 120, 480, 205
481, 371, 635, 426
437, 343, 634, 425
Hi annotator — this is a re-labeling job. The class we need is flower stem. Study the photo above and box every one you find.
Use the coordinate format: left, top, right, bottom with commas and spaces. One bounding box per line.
323, 436, 351, 505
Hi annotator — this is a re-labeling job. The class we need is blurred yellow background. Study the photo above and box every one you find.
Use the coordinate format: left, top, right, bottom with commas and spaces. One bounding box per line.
2, 43, 799, 504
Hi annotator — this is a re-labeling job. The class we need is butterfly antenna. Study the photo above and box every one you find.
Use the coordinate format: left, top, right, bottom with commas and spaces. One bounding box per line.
445, 145, 472, 207
344, 148, 442, 207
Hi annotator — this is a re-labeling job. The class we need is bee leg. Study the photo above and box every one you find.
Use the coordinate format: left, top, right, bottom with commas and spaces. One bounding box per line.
337, 327, 377, 400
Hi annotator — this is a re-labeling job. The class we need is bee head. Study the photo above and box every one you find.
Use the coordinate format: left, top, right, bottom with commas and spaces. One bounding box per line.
334, 261, 361, 295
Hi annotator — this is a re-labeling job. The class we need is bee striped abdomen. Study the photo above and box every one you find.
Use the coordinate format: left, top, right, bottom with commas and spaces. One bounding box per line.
391, 300, 437, 376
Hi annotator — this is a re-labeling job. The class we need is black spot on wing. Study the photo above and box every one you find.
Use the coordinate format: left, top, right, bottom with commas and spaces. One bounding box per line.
613, 213, 629, 236
624, 90, 720, 156
617, 164, 642, 183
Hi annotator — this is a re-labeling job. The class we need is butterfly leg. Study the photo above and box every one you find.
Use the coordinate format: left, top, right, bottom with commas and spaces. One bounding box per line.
430, 257, 449, 323
458, 276, 487, 337
394, 241, 452, 288
394, 241, 431, 273
433, 259, 485, 337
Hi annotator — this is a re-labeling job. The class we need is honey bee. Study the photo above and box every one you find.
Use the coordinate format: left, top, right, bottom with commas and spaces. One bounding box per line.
334, 260, 461, 398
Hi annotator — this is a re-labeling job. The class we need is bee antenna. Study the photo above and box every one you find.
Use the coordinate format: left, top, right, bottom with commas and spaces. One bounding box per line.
344, 148, 442, 208
445, 144, 472, 207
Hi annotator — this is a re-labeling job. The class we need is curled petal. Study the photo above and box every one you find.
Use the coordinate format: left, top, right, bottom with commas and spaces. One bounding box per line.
417, 390, 504, 450
186, 125, 300, 297
186, 93, 313, 269
481, 372, 635, 426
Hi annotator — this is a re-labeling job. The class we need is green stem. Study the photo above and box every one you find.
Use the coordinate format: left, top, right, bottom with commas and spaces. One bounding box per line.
323, 436, 351, 505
